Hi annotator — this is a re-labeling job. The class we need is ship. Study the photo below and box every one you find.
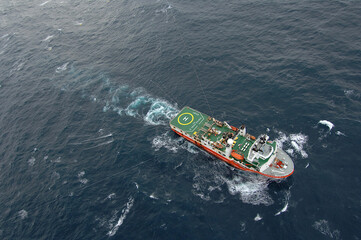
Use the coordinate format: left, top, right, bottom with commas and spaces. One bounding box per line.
169, 106, 294, 178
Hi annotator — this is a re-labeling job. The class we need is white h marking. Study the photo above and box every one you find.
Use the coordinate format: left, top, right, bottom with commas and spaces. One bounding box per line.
183, 116, 189, 121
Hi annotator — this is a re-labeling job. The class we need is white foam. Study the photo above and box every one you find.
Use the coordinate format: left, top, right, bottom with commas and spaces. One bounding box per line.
107, 197, 134, 237
107, 193, 116, 199
274, 131, 288, 149
144, 99, 178, 125
156, 4, 172, 14
41, 35, 54, 42
286, 149, 294, 156
275, 202, 288, 216
313, 219, 341, 239
79, 178, 88, 184
39, 0, 51, 6
335, 131, 345, 136
18, 210, 28, 219
275, 131, 308, 158
78, 171, 85, 178
1, 34, 9, 39
101, 84, 178, 126
77, 171, 88, 184
152, 132, 198, 154
150, 193, 158, 199
318, 120, 334, 131
124, 96, 151, 117
275, 191, 290, 216
240, 222, 246, 231
344, 89, 360, 99
56, 62, 69, 73
28, 157, 36, 166
51, 157, 62, 163
254, 214, 262, 221
225, 174, 274, 206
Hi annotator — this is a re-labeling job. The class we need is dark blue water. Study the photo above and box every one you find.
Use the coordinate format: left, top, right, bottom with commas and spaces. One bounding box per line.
1, 0, 361, 239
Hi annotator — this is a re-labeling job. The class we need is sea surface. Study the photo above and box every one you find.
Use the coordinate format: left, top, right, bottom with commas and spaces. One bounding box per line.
0, 0, 361, 239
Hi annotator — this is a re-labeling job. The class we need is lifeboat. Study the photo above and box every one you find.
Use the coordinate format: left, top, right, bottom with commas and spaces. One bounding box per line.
213, 142, 224, 149
231, 151, 244, 161
231, 126, 238, 131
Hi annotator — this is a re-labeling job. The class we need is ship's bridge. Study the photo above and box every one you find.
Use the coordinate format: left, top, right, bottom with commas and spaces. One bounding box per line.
248, 135, 276, 162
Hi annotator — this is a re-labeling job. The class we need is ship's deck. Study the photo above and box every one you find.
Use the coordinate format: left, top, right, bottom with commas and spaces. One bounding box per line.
170, 106, 294, 178
169, 106, 209, 134
170, 106, 275, 168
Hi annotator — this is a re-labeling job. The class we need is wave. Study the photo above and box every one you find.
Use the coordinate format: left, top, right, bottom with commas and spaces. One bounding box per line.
103, 85, 178, 126
51, 66, 178, 126
275, 190, 290, 216
318, 120, 334, 131
223, 174, 274, 206
191, 163, 274, 205
313, 219, 341, 239
18, 210, 28, 220
55, 62, 69, 73
41, 35, 54, 42
107, 197, 134, 237
28, 156, 36, 166
275, 131, 308, 158
39, 0, 51, 6
152, 132, 198, 154
344, 89, 360, 99
254, 214, 262, 221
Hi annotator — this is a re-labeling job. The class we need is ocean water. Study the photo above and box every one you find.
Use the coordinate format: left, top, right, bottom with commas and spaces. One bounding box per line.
0, 0, 361, 239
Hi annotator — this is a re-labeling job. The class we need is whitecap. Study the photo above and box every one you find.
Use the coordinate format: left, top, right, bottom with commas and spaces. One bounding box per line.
150, 193, 158, 199
39, 0, 51, 6
254, 214, 262, 221
107, 197, 134, 237
51, 157, 62, 163
313, 219, 341, 239
18, 210, 28, 219
274, 131, 288, 149
240, 221, 246, 231
285, 149, 294, 156
41, 35, 54, 42
28, 157, 36, 166
79, 178, 88, 184
56, 62, 69, 73
78, 171, 85, 178
335, 131, 345, 136
144, 99, 178, 125
275, 191, 290, 216
318, 120, 334, 131
152, 132, 198, 154
225, 174, 274, 206
275, 202, 288, 216
344, 89, 360, 99
125, 96, 151, 117
275, 131, 308, 158
107, 193, 116, 199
